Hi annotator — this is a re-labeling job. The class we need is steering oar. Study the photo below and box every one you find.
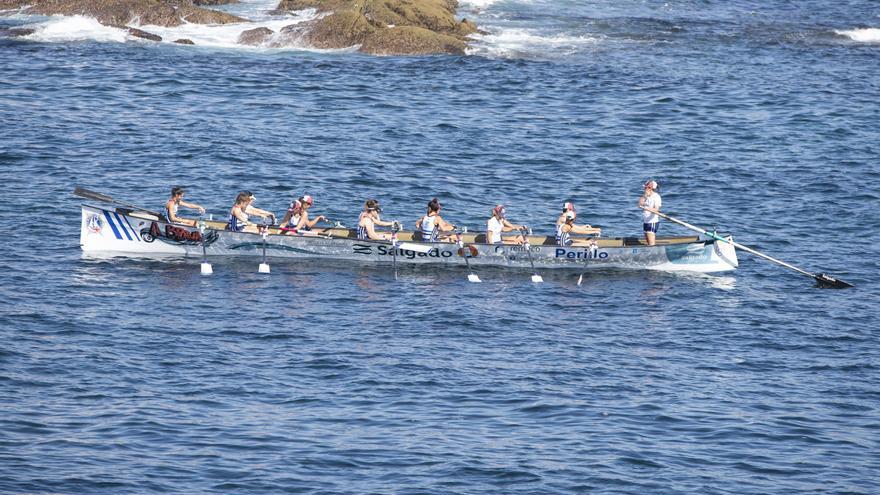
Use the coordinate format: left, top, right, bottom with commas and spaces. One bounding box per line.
641, 207, 853, 288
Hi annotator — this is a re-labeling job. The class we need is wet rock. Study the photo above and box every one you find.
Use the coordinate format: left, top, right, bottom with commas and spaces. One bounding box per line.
3, 0, 246, 28
125, 26, 162, 41
274, 0, 477, 55
238, 26, 273, 45
360, 25, 466, 56
174, 38, 195, 44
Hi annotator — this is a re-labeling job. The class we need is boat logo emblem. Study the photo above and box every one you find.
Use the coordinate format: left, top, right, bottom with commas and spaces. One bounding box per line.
353, 244, 373, 255
86, 214, 103, 234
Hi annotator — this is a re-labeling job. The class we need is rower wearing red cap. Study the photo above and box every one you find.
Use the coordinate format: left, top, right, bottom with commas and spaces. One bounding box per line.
637, 180, 662, 246
555, 201, 601, 246
280, 194, 326, 232
486, 205, 525, 244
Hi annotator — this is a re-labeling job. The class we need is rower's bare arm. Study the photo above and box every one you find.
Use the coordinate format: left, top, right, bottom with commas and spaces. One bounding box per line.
180, 200, 205, 213
571, 225, 601, 235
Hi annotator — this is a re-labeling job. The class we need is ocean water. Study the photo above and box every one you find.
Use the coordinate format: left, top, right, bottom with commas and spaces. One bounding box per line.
1, 0, 879, 493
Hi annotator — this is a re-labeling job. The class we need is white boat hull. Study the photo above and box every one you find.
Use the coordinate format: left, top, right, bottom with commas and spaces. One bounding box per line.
80, 205, 738, 273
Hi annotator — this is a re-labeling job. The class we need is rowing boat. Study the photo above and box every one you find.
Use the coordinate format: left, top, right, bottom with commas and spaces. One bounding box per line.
79, 203, 739, 274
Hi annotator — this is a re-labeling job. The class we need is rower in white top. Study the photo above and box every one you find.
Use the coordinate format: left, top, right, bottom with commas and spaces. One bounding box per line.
637, 180, 662, 246
486, 205, 526, 244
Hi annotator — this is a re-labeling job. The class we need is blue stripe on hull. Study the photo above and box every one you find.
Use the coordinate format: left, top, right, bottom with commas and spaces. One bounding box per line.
122, 215, 141, 241
103, 211, 123, 240
113, 212, 134, 241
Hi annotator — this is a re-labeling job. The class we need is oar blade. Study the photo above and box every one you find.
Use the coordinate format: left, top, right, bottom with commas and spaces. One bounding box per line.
531, 274, 543, 283
398, 242, 433, 254
73, 187, 113, 203
467, 273, 482, 283
815, 273, 853, 289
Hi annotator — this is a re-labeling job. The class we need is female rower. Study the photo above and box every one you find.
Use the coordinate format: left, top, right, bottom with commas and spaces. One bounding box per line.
555, 201, 601, 246
227, 191, 275, 233
486, 205, 526, 244
356, 199, 396, 241
415, 198, 456, 242
279, 195, 326, 232
164, 186, 205, 227
637, 180, 662, 246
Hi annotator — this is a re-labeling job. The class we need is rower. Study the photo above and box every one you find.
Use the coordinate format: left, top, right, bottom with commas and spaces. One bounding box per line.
226, 191, 275, 233
279, 194, 326, 232
415, 198, 456, 242
357, 199, 396, 241
164, 186, 205, 227
637, 180, 662, 246
486, 205, 525, 244
555, 201, 601, 246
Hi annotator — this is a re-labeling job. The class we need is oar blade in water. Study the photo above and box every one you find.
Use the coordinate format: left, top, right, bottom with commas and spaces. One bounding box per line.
531, 274, 543, 283
467, 273, 481, 283
815, 273, 853, 289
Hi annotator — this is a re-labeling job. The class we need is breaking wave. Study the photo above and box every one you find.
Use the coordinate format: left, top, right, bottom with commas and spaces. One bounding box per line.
467, 28, 599, 59
835, 27, 880, 43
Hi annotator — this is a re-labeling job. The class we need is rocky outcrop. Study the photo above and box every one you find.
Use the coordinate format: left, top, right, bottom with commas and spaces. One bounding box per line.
2, 0, 245, 27
174, 38, 195, 44
238, 26, 273, 45
274, 0, 477, 55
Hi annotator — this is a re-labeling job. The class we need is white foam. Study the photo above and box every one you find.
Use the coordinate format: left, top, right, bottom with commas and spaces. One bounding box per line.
835, 27, 880, 43
23, 15, 128, 43
460, 0, 503, 9
466, 27, 599, 58
137, 12, 317, 50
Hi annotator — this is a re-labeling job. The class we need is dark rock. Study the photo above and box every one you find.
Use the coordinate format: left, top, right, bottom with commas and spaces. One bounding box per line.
174, 38, 195, 44
3, 27, 36, 37
238, 26, 273, 45
126, 26, 162, 41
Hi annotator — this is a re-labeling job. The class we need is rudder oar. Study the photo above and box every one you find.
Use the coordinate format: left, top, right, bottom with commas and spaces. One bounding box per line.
642, 207, 853, 289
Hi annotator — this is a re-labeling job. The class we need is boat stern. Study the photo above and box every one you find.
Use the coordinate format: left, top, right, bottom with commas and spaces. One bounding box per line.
80, 205, 185, 255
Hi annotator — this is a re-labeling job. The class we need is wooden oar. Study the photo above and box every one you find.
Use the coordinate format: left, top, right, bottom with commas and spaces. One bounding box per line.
520, 228, 543, 283
642, 207, 853, 288
73, 187, 163, 218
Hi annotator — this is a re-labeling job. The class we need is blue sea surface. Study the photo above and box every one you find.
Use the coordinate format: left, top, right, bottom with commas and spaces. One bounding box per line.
1, 0, 879, 493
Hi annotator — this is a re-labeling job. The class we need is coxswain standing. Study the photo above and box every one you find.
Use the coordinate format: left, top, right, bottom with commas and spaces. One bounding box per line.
555, 201, 601, 246
637, 180, 662, 246
227, 191, 275, 233
356, 199, 396, 241
416, 198, 456, 242
486, 205, 525, 244
164, 186, 205, 227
